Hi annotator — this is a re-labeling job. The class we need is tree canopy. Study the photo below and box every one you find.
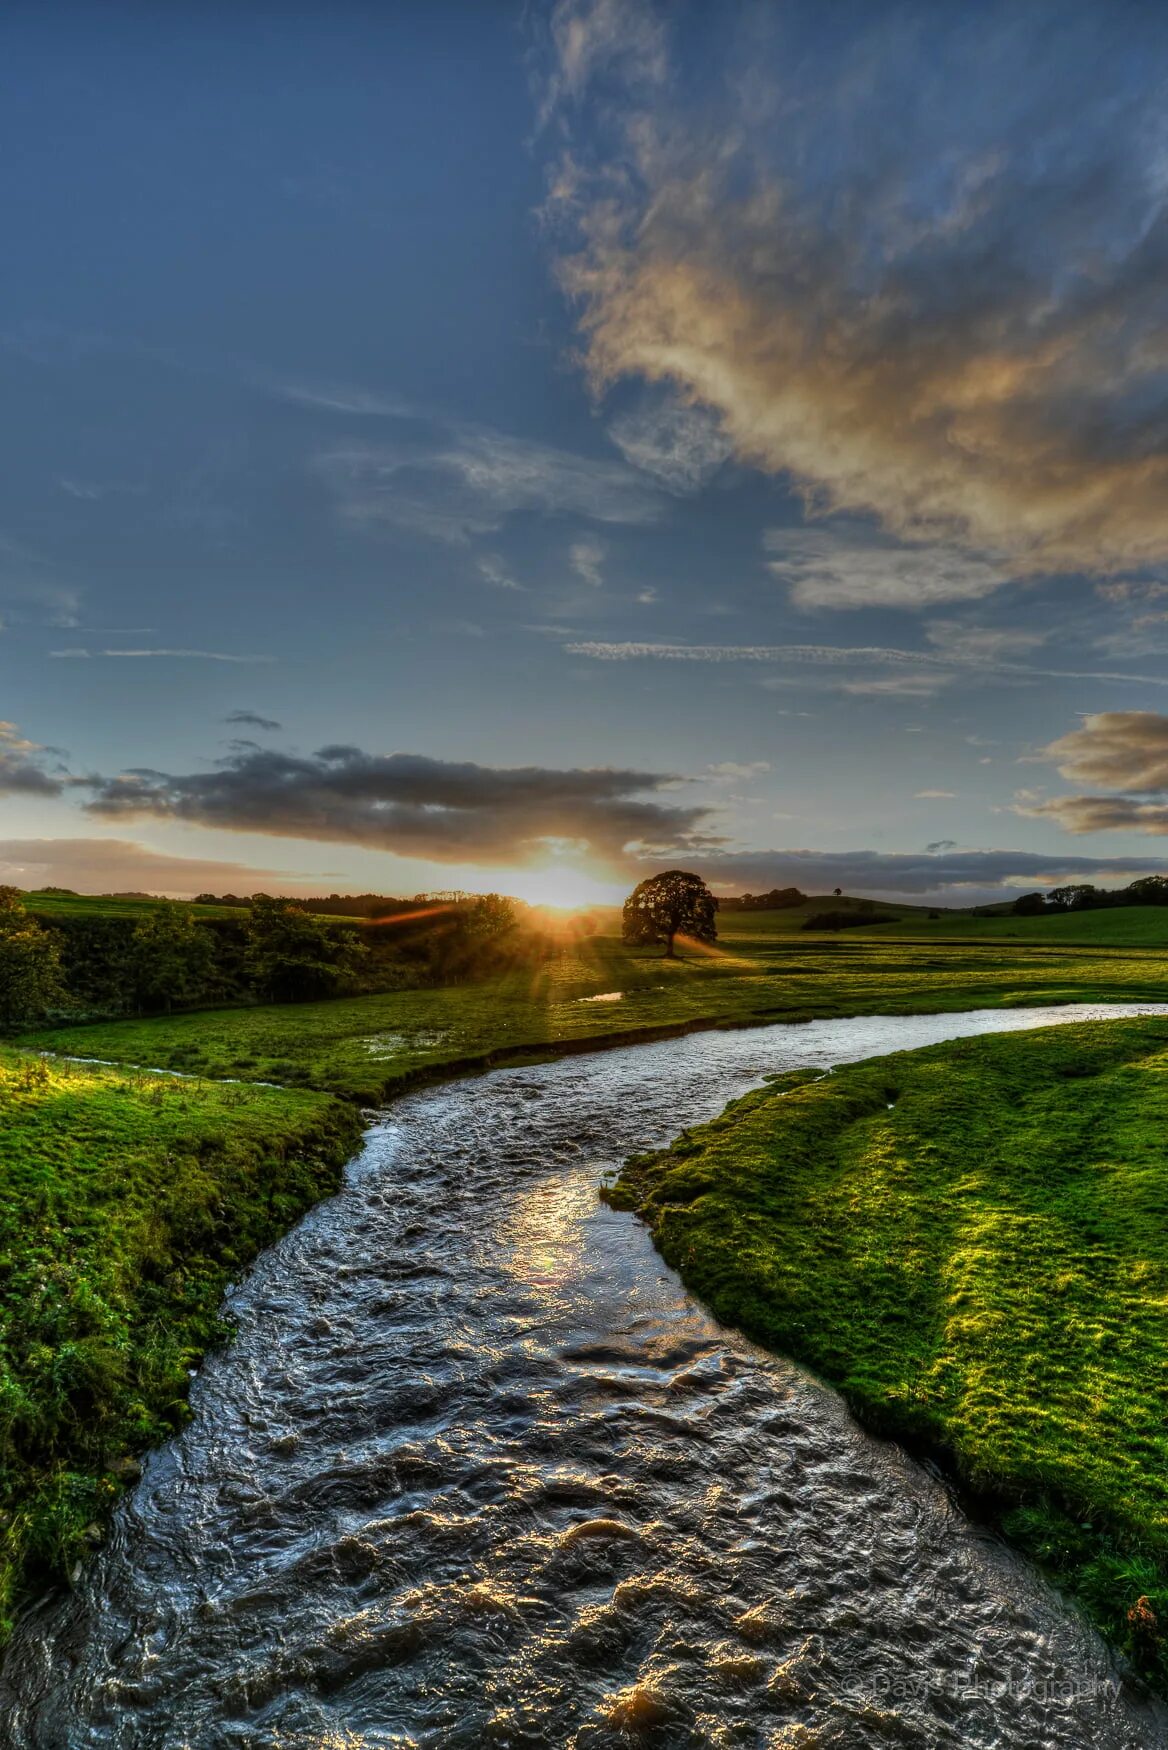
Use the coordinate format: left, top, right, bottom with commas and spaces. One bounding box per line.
622, 870, 717, 958
0, 888, 62, 1027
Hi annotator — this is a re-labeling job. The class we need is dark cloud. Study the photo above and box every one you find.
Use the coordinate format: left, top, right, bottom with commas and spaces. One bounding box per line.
692, 846, 1168, 902
0, 722, 65, 796
1021, 712, 1168, 835
84, 744, 714, 867
224, 710, 283, 732
548, 3, 1168, 580
1042, 712, 1168, 793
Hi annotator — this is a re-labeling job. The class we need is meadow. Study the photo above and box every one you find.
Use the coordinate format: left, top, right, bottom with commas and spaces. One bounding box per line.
609, 1015, 1168, 1680
20, 908, 1168, 1101
9, 904, 1168, 1662
0, 1051, 360, 1638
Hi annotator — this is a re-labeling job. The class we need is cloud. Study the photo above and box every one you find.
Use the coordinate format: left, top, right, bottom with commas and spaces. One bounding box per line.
537, 0, 668, 127
766, 529, 1010, 612
914, 790, 957, 800
51, 648, 275, 663
693, 845, 1168, 902
1019, 794, 1168, 835
562, 638, 1168, 689
0, 837, 313, 899
317, 426, 662, 543
225, 711, 282, 732
479, 554, 524, 591
83, 744, 715, 868
271, 379, 413, 419
0, 722, 65, 796
707, 760, 770, 782
608, 393, 732, 493
1040, 712, 1168, 793
570, 536, 606, 587
547, 5, 1168, 580
924, 621, 1049, 663
837, 672, 952, 699
1019, 711, 1168, 834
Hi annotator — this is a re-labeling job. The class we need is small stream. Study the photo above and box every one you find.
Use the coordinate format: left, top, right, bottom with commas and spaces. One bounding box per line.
5, 1004, 1168, 1748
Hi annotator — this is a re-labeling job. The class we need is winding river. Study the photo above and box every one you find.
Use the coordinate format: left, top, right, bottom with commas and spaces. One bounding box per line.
6, 1004, 1168, 1748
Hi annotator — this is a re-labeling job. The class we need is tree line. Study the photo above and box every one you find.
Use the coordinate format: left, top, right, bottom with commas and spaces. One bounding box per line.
0, 888, 541, 1029
1012, 876, 1168, 915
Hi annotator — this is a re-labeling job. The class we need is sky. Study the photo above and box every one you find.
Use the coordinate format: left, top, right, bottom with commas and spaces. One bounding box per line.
7, 0, 1168, 905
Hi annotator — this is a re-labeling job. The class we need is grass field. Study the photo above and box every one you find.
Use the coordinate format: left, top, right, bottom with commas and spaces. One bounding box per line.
608, 1015, 1168, 1680
717, 898, 1168, 946
20, 918, 1168, 1100
20, 890, 248, 921
0, 1051, 360, 1638
9, 906, 1168, 1663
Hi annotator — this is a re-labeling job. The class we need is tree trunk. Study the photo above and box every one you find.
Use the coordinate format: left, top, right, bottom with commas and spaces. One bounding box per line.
664, 931, 675, 958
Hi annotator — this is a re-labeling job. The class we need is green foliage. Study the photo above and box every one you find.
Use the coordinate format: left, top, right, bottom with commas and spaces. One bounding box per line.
245, 895, 366, 1002
0, 888, 63, 1028
21, 922, 1168, 1103
0, 1050, 361, 1639
622, 869, 718, 957
127, 904, 217, 1013
611, 1017, 1168, 1683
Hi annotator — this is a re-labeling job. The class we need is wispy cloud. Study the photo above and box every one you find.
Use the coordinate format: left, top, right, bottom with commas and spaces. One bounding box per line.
225, 710, 282, 732
50, 648, 276, 664
766, 529, 1011, 613
707, 760, 770, 783
544, 3, 1168, 581
479, 553, 524, 591
608, 393, 731, 493
0, 836, 310, 898
562, 639, 1168, 689
318, 426, 663, 542
570, 536, 606, 587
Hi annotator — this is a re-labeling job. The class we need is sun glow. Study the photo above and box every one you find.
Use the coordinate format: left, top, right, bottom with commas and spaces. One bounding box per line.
501, 863, 627, 911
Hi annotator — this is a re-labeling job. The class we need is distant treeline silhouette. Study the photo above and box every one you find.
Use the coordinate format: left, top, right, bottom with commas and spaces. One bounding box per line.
718, 887, 807, 911
1012, 876, 1168, 915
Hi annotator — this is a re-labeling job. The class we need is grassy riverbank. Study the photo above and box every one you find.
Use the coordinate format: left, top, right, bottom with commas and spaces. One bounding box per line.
8, 915, 1168, 1655
608, 1014, 1168, 1681
19, 922, 1168, 1100
0, 1050, 361, 1639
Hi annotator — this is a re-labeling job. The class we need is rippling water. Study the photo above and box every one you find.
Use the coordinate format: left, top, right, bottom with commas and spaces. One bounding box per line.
6, 1005, 1168, 1749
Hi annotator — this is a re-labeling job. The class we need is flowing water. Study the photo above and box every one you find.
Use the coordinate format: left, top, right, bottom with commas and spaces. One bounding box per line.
6, 1004, 1168, 1749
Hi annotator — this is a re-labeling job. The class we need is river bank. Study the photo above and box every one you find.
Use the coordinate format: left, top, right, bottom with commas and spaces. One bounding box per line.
609, 1012, 1168, 1685
5, 1009, 1165, 1748
17, 922, 1168, 1101
0, 1050, 361, 1641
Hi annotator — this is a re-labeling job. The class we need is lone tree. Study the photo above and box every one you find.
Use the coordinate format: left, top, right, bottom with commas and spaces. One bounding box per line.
622, 870, 717, 959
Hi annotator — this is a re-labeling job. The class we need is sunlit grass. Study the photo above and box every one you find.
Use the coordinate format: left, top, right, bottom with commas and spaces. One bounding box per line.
20, 924, 1168, 1101
609, 1015, 1168, 1681
0, 1050, 360, 1640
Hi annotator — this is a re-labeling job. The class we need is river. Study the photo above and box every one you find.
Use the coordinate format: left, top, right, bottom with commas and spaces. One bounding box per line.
5, 1004, 1168, 1748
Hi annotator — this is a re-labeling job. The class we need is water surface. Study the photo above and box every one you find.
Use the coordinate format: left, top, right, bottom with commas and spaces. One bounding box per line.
6, 1004, 1168, 1748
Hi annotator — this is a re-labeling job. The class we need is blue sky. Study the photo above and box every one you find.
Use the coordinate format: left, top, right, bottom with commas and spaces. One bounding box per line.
6, 0, 1168, 904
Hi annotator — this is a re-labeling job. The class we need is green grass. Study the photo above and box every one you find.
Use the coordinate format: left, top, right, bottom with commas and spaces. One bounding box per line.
20, 890, 247, 921
0, 1050, 361, 1638
608, 1016, 1168, 1680
714, 899, 1168, 946
20, 924, 1168, 1101
10, 912, 1168, 1658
